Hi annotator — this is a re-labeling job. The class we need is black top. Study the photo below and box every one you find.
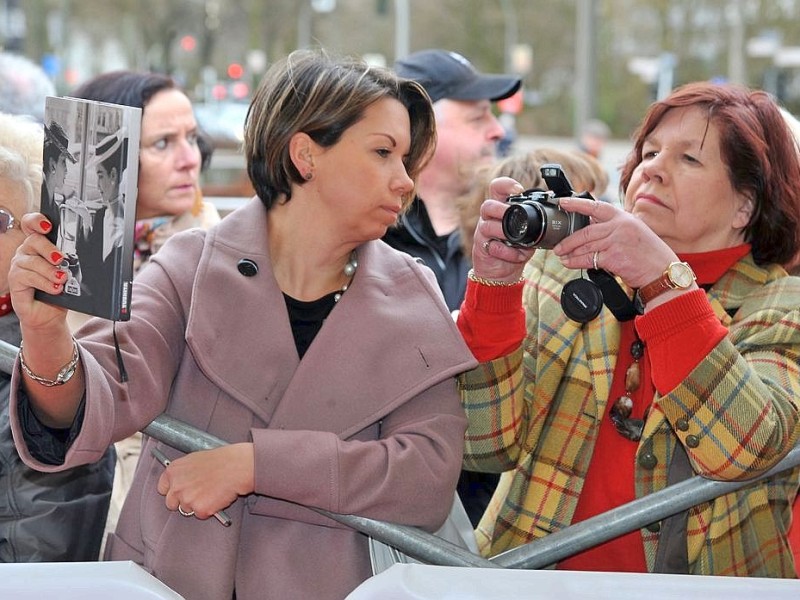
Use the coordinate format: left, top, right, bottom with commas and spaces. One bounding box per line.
283, 292, 337, 358
3, 313, 114, 561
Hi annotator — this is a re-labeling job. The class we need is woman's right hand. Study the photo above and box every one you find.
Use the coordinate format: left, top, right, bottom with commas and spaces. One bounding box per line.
470, 177, 537, 283
9, 213, 71, 331
9, 213, 85, 428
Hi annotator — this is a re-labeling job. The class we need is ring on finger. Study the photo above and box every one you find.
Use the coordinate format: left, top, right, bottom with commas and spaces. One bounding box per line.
592, 250, 599, 271
483, 239, 492, 254
178, 505, 195, 518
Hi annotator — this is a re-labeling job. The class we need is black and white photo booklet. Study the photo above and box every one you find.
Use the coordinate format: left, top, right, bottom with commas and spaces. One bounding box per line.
38, 96, 141, 321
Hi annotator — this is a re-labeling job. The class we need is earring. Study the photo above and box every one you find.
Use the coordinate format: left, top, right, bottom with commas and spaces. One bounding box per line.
303, 171, 314, 181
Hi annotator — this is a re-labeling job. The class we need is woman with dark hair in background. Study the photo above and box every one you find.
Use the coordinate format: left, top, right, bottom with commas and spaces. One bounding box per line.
70, 70, 220, 275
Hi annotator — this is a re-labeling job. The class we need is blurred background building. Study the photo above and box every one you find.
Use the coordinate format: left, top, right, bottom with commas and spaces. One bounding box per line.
3, 0, 800, 200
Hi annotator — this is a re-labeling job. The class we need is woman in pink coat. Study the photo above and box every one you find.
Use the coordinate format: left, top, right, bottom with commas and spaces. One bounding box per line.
8, 49, 476, 599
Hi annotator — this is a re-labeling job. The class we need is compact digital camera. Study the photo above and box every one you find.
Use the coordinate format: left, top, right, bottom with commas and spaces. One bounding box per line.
501, 163, 593, 249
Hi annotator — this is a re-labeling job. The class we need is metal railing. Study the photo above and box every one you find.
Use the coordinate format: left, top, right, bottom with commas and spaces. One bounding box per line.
1, 339, 798, 569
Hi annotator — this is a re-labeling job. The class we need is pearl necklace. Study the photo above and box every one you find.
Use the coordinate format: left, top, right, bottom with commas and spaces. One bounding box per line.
334, 250, 358, 303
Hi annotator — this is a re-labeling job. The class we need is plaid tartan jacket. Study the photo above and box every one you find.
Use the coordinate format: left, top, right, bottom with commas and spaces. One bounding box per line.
460, 251, 800, 577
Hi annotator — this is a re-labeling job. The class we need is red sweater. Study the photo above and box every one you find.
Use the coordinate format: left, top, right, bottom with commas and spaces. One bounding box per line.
457, 246, 748, 570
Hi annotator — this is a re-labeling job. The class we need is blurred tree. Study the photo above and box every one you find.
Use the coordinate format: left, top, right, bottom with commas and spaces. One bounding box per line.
14, 0, 800, 135
20, 0, 49, 60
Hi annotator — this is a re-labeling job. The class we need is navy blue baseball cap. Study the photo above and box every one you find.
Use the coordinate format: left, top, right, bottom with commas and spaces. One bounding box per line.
394, 49, 521, 104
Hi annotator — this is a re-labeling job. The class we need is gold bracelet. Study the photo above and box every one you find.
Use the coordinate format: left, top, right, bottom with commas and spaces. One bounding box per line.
19, 338, 80, 387
467, 269, 524, 287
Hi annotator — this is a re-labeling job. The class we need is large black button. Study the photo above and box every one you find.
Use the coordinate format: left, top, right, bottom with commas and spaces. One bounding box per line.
686, 435, 700, 448
237, 259, 258, 277
675, 418, 689, 432
639, 453, 658, 470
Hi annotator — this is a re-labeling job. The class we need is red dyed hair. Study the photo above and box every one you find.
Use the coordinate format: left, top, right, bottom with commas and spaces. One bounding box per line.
620, 81, 800, 267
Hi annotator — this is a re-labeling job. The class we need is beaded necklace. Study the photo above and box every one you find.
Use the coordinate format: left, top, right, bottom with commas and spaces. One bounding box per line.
285, 250, 358, 358
608, 333, 646, 441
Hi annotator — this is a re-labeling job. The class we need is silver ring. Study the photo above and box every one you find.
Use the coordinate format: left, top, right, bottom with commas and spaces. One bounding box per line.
483, 239, 492, 254
178, 505, 195, 518
592, 251, 599, 270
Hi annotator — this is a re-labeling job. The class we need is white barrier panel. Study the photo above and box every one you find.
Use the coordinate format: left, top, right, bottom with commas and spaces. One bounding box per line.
0, 561, 184, 599
346, 563, 800, 600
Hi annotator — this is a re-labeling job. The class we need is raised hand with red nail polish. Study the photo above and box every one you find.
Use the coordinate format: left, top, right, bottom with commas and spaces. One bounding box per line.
0, 112, 112, 563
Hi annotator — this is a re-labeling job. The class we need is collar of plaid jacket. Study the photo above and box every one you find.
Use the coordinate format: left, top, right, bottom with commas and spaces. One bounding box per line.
677, 243, 751, 287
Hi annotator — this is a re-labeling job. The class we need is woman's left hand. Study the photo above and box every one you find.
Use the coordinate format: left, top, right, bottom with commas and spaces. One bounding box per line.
156, 443, 255, 519
552, 197, 679, 289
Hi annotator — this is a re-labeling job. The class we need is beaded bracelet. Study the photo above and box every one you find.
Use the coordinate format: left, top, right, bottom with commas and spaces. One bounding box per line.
19, 338, 80, 387
467, 268, 525, 287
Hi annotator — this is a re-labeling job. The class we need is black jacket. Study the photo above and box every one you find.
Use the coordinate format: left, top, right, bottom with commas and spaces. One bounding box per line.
0, 313, 114, 561
383, 197, 469, 312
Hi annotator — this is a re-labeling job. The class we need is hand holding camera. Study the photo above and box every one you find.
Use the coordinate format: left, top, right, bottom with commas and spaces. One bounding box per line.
471, 166, 665, 323
469, 177, 537, 285
470, 167, 590, 284
497, 164, 639, 323
502, 164, 593, 249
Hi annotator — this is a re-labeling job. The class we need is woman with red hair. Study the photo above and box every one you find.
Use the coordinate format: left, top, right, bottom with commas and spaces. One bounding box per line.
460, 81, 800, 577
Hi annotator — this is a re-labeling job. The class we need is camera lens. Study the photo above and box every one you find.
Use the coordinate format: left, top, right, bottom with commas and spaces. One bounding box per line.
502, 203, 545, 246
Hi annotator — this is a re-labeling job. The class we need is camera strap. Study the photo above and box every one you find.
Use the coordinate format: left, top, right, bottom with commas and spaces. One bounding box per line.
587, 269, 641, 321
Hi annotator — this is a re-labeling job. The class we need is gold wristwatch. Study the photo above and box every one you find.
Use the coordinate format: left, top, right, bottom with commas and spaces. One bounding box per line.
635, 261, 696, 306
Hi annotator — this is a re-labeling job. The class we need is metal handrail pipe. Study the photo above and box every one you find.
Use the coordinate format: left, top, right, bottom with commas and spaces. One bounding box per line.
0, 341, 494, 567
142, 414, 498, 569
3, 339, 798, 571
491, 443, 800, 569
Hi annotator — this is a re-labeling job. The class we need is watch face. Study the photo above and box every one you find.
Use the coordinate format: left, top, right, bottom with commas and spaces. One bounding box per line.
668, 262, 695, 288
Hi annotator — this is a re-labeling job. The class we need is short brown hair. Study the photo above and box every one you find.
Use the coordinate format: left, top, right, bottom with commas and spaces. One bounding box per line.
244, 49, 436, 211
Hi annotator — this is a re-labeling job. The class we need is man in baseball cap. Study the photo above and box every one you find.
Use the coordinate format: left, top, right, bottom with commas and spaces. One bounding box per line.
384, 50, 521, 528
385, 49, 521, 312
394, 49, 521, 104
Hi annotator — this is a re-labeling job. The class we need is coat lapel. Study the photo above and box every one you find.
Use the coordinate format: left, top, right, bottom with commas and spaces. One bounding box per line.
528, 252, 620, 419
184, 204, 474, 434
269, 241, 475, 437
184, 199, 298, 425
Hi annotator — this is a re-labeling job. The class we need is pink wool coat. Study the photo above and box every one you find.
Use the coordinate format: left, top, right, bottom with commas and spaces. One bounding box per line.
11, 198, 477, 600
